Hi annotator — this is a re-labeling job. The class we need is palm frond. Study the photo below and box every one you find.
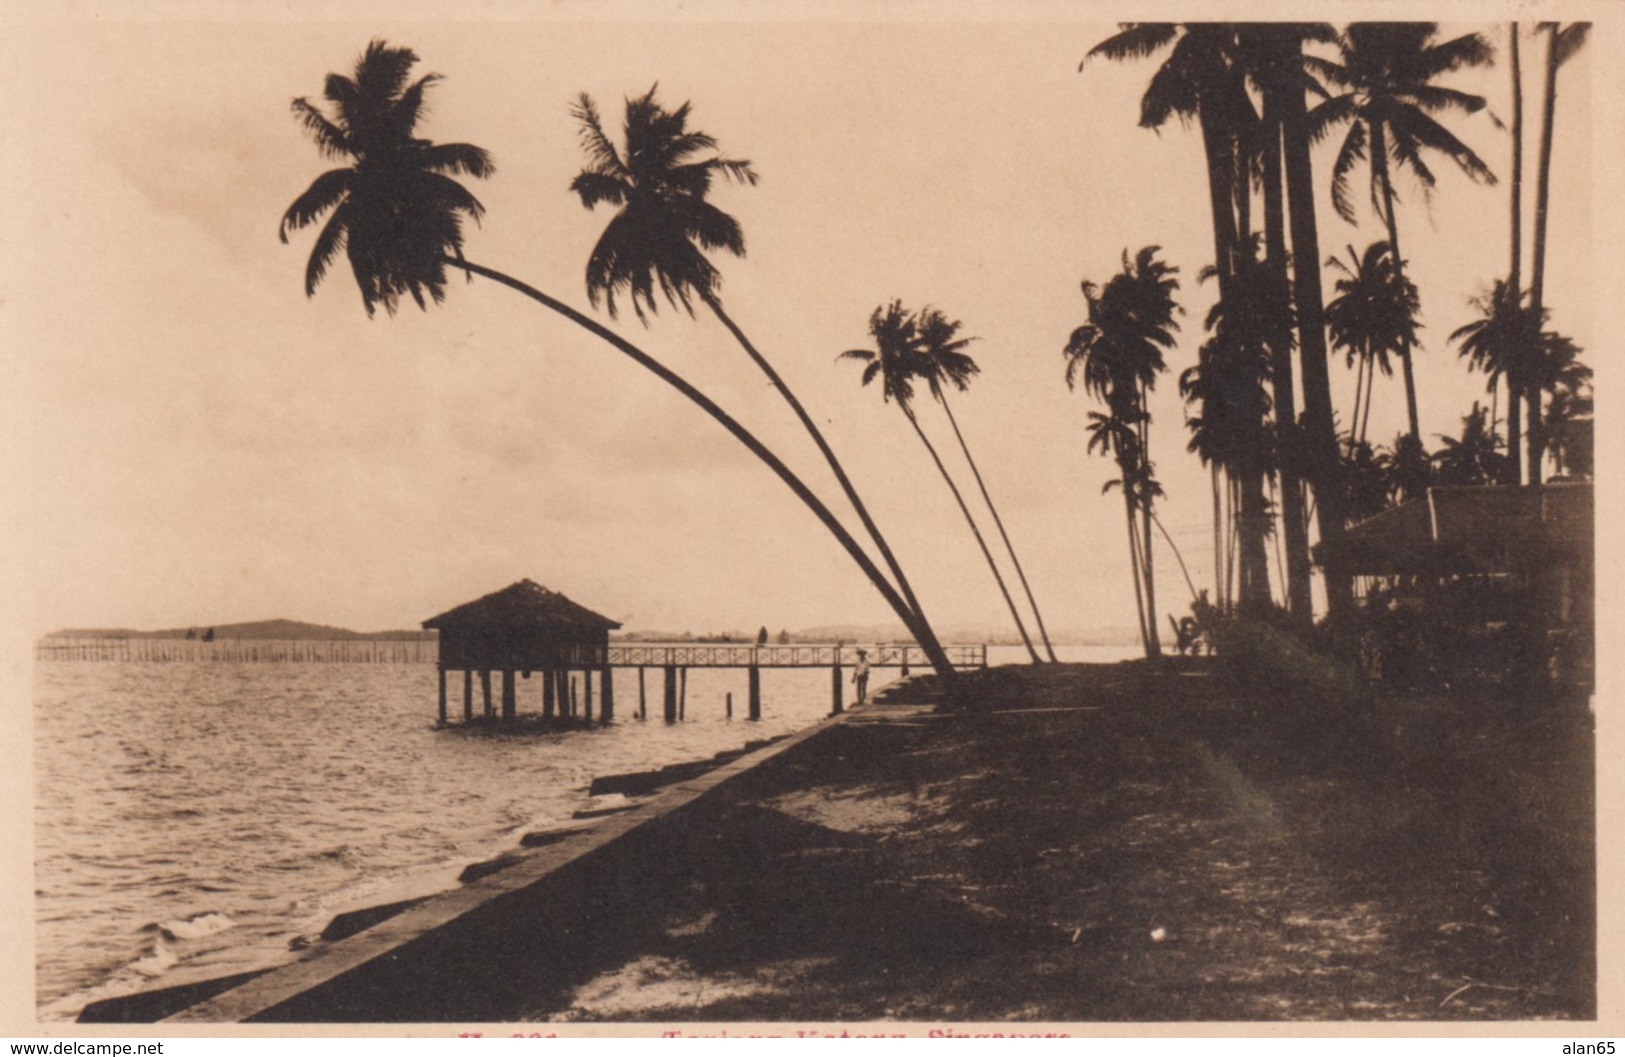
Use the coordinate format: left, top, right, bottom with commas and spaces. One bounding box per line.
290, 98, 349, 159
570, 93, 628, 178
420, 141, 494, 178
303, 201, 350, 296
279, 168, 353, 241
1083, 23, 1179, 69
569, 170, 628, 210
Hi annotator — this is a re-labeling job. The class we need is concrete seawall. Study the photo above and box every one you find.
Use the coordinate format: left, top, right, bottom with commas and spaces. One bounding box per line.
153, 704, 866, 1022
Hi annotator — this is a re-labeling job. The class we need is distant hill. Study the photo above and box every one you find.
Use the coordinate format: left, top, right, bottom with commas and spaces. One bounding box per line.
46, 619, 435, 641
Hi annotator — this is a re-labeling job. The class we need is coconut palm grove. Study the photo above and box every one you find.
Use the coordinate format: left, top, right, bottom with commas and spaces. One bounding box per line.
282, 23, 1592, 694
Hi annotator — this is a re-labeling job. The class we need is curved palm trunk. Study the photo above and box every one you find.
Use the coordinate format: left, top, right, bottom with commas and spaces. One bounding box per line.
1349, 357, 1366, 448
1281, 58, 1352, 621
443, 257, 957, 679
1150, 507, 1200, 602
1371, 123, 1423, 443
903, 403, 1041, 663
700, 291, 950, 662
936, 391, 1058, 661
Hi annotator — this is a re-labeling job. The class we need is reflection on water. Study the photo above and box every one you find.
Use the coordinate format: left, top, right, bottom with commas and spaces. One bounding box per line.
33, 645, 1133, 1018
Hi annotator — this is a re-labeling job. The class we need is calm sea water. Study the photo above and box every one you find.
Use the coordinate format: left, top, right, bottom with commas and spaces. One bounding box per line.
33, 644, 1136, 1019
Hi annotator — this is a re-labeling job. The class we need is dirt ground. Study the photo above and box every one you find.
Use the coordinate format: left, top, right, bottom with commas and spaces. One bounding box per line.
522, 661, 1594, 1023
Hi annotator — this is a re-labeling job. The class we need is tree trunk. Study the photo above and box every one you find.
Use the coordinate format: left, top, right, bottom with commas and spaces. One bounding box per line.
1261, 84, 1313, 628
938, 391, 1058, 661
904, 403, 1041, 663
443, 257, 958, 679
1527, 23, 1561, 485
1124, 481, 1152, 658
1211, 463, 1224, 610
1371, 123, 1422, 443
1507, 21, 1526, 486
1280, 60, 1353, 620
701, 292, 952, 658
1142, 493, 1161, 656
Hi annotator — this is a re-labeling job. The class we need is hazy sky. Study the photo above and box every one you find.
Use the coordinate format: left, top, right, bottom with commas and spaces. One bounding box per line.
3, 3, 1601, 638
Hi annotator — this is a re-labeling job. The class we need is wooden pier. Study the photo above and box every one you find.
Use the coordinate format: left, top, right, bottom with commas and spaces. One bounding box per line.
33, 637, 437, 664
435, 642, 987, 727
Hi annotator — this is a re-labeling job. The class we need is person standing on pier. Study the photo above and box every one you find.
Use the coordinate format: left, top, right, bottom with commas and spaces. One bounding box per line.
852, 648, 872, 704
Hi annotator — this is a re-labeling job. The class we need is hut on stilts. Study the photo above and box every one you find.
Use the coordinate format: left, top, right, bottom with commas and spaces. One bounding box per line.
422, 580, 622, 725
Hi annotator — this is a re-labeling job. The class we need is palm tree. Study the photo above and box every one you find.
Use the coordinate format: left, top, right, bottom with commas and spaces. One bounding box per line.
280, 43, 957, 677
1325, 241, 1419, 448
841, 302, 1041, 663
1431, 402, 1509, 487
1525, 23, 1590, 483
1450, 279, 1536, 482
567, 88, 945, 667
280, 39, 495, 316
1190, 250, 1276, 615
1066, 247, 1182, 656
1308, 23, 1497, 443
912, 307, 1059, 662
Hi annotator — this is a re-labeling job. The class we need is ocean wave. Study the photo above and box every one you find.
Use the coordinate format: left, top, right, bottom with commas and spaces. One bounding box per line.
155, 911, 236, 942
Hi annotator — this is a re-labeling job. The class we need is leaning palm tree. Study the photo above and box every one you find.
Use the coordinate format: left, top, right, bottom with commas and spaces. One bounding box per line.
280, 43, 957, 676
841, 302, 1041, 663
567, 88, 943, 666
1308, 23, 1497, 443
1324, 242, 1419, 449
912, 307, 1058, 661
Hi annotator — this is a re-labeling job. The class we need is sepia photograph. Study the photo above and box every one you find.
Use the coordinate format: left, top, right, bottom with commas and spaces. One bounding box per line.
2, 0, 1613, 1037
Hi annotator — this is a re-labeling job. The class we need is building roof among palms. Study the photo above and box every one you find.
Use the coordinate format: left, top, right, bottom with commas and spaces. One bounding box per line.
422, 579, 622, 631
1324, 482, 1591, 575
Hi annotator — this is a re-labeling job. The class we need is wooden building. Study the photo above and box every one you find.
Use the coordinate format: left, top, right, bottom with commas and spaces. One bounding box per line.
1320, 483, 1593, 686
422, 579, 622, 724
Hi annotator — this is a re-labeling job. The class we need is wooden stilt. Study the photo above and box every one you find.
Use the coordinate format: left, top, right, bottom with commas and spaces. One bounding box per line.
726, 691, 733, 719
831, 660, 844, 714
663, 666, 678, 723
438, 667, 448, 725
584, 666, 594, 722
638, 667, 647, 720
748, 664, 761, 721
601, 667, 614, 722
462, 669, 473, 721
543, 668, 556, 718
501, 670, 516, 720
481, 670, 493, 717
679, 667, 687, 721
570, 674, 579, 716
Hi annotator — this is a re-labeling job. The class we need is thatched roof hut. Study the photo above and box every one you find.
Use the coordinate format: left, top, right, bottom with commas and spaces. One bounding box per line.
423, 579, 622, 673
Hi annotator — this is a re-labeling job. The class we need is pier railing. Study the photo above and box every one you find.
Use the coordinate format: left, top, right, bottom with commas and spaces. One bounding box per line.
35, 638, 986, 669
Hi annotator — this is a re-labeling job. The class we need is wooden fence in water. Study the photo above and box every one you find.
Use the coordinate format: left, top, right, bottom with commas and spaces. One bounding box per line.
34, 637, 439, 664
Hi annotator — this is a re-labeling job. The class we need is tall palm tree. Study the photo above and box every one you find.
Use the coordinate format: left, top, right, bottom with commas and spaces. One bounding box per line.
280, 43, 956, 677
1308, 23, 1497, 443
1233, 23, 1341, 628
912, 307, 1059, 661
841, 302, 1041, 663
1325, 241, 1418, 448
1066, 247, 1182, 656
568, 88, 944, 667
1525, 23, 1589, 483
1450, 279, 1536, 481
1190, 250, 1275, 615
